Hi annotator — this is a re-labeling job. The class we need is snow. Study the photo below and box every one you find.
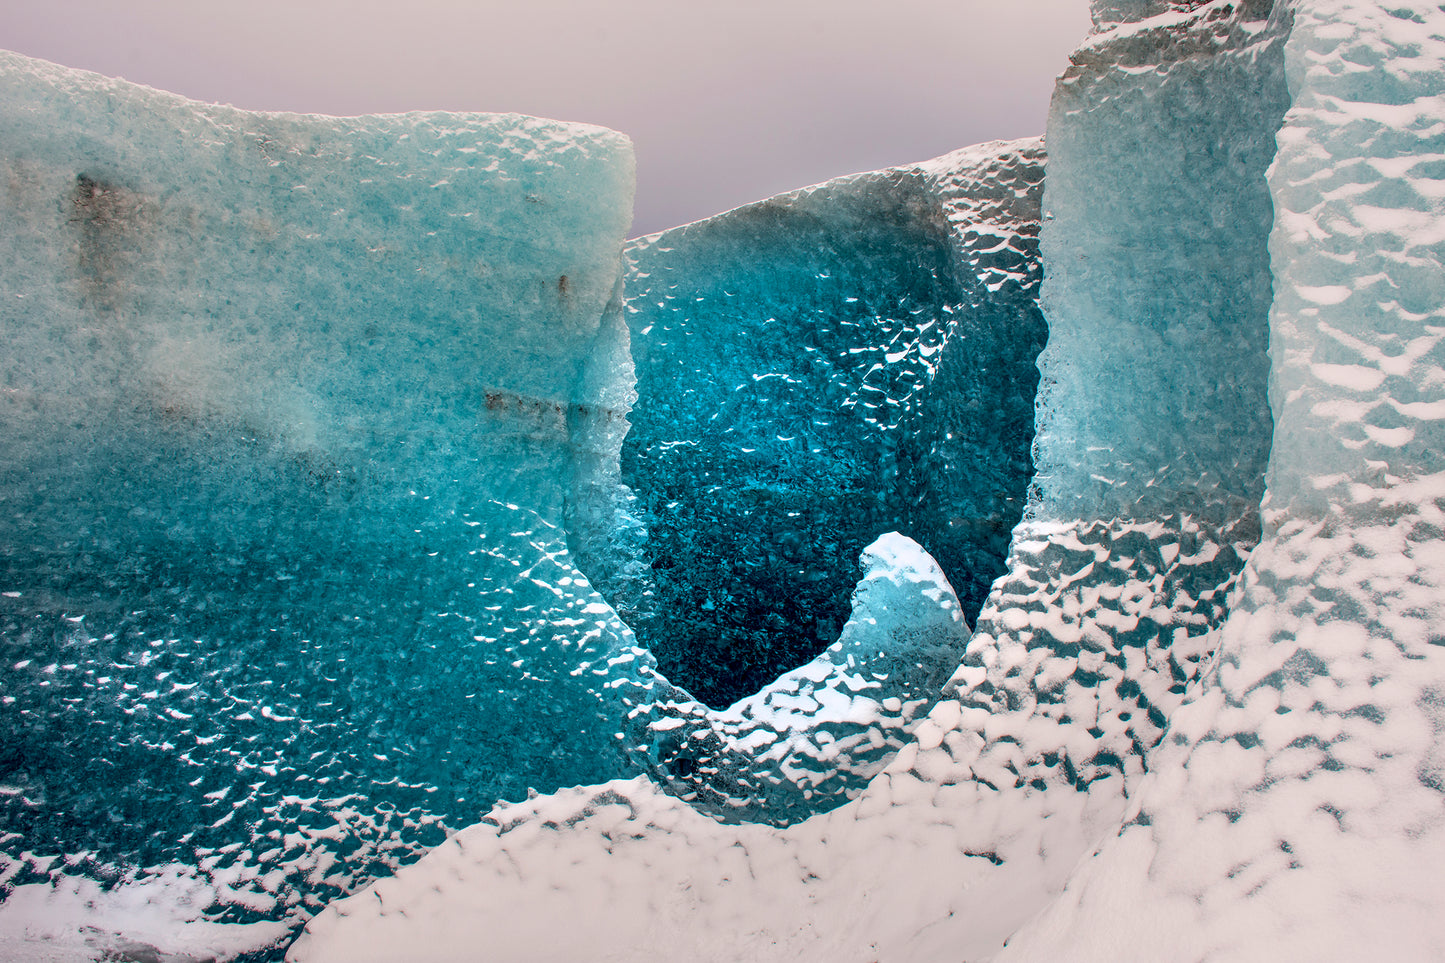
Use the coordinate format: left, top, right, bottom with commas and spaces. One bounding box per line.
0, 863, 291, 962
999, 1, 1445, 956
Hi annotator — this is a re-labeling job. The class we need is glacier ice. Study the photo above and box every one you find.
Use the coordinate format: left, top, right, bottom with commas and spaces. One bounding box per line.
0, 49, 651, 955
7, 0, 1445, 957
613, 142, 1046, 707
0, 49, 1014, 957
954, 0, 1291, 807
598, 139, 1048, 825
289, 0, 1445, 961
998, 0, 1445, 957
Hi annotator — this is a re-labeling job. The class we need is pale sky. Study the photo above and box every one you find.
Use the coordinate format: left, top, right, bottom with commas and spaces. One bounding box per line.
1, 0, 1090, 236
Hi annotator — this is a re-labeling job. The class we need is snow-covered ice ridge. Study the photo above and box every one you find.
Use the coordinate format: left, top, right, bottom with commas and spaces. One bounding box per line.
292, 0, 1445, 960
1001, 0, 1445, 956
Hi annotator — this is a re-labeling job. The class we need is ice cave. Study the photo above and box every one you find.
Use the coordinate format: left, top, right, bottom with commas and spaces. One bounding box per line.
1, 0, 1443, 959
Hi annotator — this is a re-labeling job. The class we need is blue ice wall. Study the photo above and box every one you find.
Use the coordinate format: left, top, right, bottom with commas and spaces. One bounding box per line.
0, 51, 1018, 952
1000, 1, 1445, 954
948, 0, 1291, 798
1036, 4, 1285, 525
279, 1, 1445, 959
618, 142, 1047, 708
0, 50, 640, 936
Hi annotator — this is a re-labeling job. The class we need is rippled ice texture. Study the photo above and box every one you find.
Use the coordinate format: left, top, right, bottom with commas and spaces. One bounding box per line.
294, 0, 1445, 960
0, 51, 1016, 959
0, 50, 642, 958
7, 0, 1445, 956
615, 144, 1046, 708
604, 140, 1047, 827
1001, 0, 1445, 956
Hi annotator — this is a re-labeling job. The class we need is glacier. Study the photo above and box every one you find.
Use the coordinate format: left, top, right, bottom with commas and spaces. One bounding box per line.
3, 0, 1445, 958
0, 49, 655, 957
614, 141, 1046, 708
0, 48, 1020, 957
607, 139, 1047, 825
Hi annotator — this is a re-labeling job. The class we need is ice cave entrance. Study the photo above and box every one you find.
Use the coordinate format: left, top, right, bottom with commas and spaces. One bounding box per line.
608, 159, 1048, 709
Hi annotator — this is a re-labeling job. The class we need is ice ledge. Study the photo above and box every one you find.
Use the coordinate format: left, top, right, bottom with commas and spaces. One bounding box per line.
624, 533, 972, 826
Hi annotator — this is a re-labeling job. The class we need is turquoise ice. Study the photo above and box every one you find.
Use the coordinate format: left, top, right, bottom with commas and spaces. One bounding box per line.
616, 141, 1046, 709
8, 0, 1445, 957
0, 48, 644, 937
288, 2, 1445, 962
0, 48, 998, 956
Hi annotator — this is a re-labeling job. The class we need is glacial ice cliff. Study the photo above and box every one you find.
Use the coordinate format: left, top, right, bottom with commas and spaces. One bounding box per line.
0, 49, 652, 958
3, 0, 1445, 958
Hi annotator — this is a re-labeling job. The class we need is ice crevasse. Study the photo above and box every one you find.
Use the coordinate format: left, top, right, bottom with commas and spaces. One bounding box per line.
2, 0, 1445, 959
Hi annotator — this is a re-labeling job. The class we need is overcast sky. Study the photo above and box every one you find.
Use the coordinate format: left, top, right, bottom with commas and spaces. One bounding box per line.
1, 1, 1090, 236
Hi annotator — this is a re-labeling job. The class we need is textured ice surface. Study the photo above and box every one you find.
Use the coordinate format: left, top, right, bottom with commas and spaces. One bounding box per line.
623, 532, 970, 826
951, 0, 1290, 814
1035, 1, 1285, 524
612, 142, 1046, 707
603, 140, 1046, 824
999, 0, 1445, 957
14, 0, 1445, 954
0, 52, 1011, 959
291, 0, 1445, 959
0, 50, 641, 959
